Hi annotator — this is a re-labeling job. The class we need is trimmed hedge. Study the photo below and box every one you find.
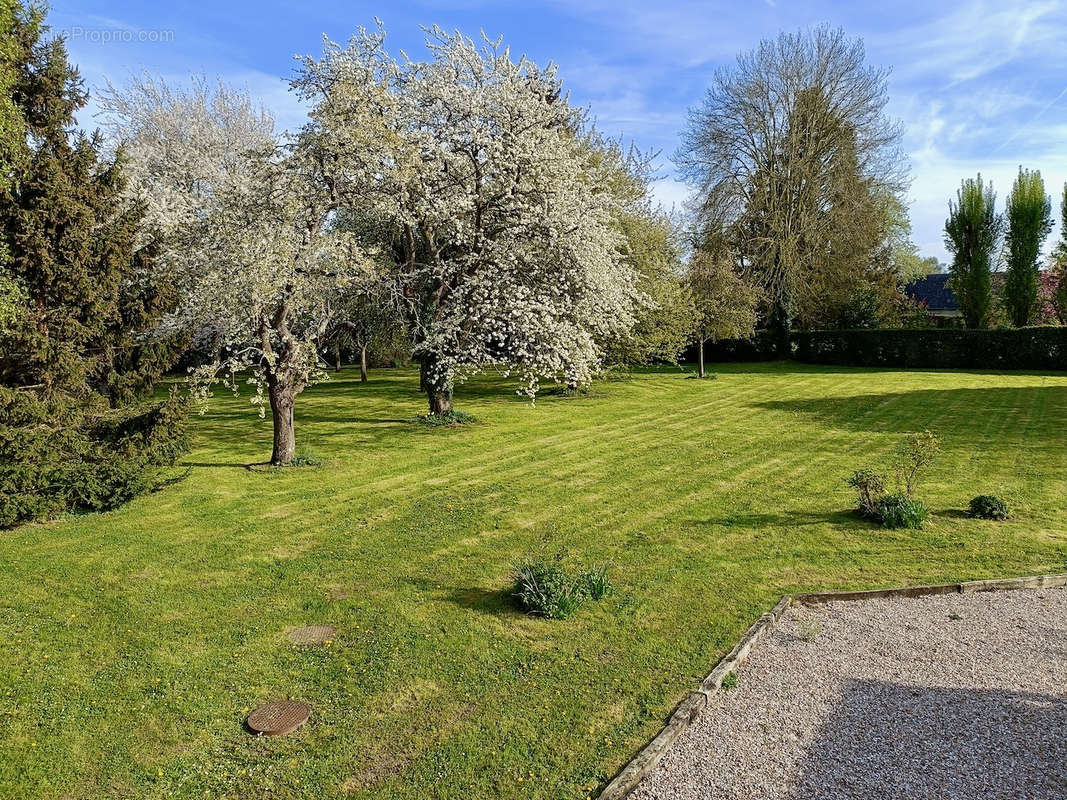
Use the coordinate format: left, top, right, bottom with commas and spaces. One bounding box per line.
684, 330, 781, 364
793, 327, 1067, 370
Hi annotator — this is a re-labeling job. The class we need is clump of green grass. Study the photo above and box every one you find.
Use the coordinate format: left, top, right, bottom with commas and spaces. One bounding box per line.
796, 616, 823, 642
288, 449, 324, 467
969, 494, 1011, 520
720, 671, 739, 690
414, 409, 477, 427
577, 563, 612, 600
876, 493, 929, 529
512, 554, 611, 619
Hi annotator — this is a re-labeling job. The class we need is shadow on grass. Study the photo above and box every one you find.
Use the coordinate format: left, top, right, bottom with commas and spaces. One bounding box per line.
180, 461, 260, 469
446, 586, 524, 618
750, 386, 1067, 437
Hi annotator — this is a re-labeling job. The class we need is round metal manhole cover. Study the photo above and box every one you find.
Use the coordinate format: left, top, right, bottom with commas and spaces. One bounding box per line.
287, 625, 336, 645
246, 700, 311, 736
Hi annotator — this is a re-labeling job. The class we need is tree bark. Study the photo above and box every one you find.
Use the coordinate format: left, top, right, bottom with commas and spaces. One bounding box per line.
268, 380, 296, 466
428, 383, 453, 414
360, 344, 368, 382
769, 296, 792, 358
333, 341, 342, 372
698, 338, 706, 378
420, 357, 453, 414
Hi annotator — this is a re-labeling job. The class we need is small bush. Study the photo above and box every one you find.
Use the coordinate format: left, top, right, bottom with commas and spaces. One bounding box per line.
545, 383, 595, 398
512, 555, 611, 619
893, 430, 941, 497
969, 494, 1011, 520
875, 493, 929, 529
847, 468, 887, 518
847, 430, 939, 529
415, 409, 476, 427
513, 557, 585, 619
796, 616, 823, 642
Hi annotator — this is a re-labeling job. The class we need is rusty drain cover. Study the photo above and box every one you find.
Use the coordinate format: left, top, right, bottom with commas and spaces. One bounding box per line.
246, 700, 311, 736
287, 625, 336, 646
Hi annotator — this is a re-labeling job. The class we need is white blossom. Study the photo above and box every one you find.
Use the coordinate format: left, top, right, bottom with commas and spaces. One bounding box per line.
295, 25, 640, 405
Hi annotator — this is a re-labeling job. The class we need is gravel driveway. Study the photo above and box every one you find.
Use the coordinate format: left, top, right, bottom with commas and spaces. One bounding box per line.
632, 588, 1067, 800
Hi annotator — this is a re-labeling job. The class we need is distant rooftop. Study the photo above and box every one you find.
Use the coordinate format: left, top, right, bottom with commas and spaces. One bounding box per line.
905, 273, 958, 314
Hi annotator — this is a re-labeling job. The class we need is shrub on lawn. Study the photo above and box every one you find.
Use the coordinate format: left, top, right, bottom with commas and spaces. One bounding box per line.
969, 494, 1011, 520
847, 468, 887, 518
512, 554, 611, 619
289, 448, 324, 467
875, 492, 929, 529
0, 390, 189, 528
848, 431, 940, 529
893, 430, 941, 498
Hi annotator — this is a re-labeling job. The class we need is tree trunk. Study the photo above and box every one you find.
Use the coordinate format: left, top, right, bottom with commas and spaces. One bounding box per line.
698, 338, 706, 378
428, 383, 453, 414
769, 296, 792, 358
360, 344, 368, 382
333, 341, 342, 372
268, 380, 296, 466
420, 357, 453, 415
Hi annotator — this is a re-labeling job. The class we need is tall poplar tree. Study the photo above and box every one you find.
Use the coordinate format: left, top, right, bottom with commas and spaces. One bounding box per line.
1003, 167, 1052, 327
945, 175, 1002, 329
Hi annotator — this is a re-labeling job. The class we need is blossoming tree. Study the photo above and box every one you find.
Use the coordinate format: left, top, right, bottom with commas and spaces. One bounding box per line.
294, 26, 640, 412
101, 78, 374, 465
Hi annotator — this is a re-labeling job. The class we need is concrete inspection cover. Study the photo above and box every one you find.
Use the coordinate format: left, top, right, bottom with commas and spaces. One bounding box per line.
246, 700, 311, 736
287, 625, 336, 645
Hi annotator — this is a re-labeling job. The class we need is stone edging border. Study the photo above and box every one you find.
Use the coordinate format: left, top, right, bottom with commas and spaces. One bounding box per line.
596, 572, 1067, 800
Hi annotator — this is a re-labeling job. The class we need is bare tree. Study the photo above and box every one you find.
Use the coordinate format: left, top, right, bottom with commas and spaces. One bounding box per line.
676, 26, 906, 344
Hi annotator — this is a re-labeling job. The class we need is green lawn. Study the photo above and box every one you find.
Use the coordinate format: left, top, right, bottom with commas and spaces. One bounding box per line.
2, 362, 1065, 799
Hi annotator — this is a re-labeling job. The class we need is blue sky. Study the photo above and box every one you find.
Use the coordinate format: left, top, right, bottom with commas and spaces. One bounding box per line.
50, 0, 1067, 263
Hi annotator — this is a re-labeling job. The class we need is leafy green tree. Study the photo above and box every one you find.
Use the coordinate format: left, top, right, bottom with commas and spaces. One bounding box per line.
325, 282, 409, 381
944, 175, 1002, 329
0, 2, 186, 526
0, 0, 28, 328
678, 27, 906, 343
687, 251, 760, 378
605, 210, 697, 367
918, 256, 942, 274
1003, 167, 1052, 327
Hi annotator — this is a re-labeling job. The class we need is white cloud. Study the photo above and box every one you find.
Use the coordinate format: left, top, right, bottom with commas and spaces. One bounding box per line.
650, 177, 692, 213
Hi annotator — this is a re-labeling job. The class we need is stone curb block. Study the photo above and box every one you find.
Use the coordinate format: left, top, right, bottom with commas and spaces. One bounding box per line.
960, 573, 1067, 592
698, 611, 778, 695
596, 692, 706, 800
795, 582, 959, 605
599, 602, 792, 800
597, 573, 1066, 800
